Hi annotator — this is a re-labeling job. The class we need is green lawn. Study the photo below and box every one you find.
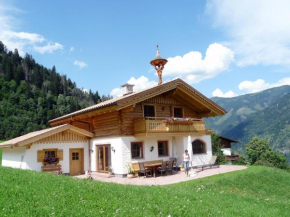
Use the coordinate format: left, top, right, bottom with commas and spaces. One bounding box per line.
0, 166, 289, 217
0, 140, 3, 166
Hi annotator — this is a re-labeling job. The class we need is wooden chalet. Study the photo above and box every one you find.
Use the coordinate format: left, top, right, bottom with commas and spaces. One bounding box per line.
1, 49, 227, 177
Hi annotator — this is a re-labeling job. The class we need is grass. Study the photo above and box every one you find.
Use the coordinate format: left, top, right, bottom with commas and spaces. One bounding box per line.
0, 166, 290, 217
0, 140, 3, 166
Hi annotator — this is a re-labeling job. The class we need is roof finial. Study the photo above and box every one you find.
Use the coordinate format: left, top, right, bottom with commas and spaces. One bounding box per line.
156, 44, 161, 58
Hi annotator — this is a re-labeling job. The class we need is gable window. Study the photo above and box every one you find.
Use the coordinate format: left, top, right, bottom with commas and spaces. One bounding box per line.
174, 108, 183, 118
192, 140, 206, 154
158, 141, 169, 157
131, 142, 144, 159
144, 105, 155, 118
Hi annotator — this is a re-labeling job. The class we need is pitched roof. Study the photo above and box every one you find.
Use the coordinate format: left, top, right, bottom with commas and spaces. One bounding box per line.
49, 78, 227, 125
0, 124, 93, 147
219, 135, 240, 143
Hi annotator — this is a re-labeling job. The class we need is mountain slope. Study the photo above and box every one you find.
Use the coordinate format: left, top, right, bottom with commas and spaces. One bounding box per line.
205, 85, 290, 133
222, 93, 290, 161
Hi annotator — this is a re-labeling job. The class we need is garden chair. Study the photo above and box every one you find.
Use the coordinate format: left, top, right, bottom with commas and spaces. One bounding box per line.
138, 163, 152, 178
196, 156, 219, 171
157, 161, 167, 176
166, 160, 174, 175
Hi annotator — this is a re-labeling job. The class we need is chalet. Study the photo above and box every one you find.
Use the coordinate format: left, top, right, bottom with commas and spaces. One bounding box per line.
218, 136, 240, 161
0, 49, 226, 177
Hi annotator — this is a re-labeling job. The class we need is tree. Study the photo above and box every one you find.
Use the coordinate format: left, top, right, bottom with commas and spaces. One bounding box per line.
246, 137, 270, 164
211, 132, 226, 164
246, 137, 289, 170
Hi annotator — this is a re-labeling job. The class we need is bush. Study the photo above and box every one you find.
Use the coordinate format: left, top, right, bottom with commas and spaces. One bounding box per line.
232, 156, 248, 165
254, 159, 274, 167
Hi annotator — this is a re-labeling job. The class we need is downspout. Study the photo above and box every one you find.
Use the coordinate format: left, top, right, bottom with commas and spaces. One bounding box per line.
88, 138, 92, 179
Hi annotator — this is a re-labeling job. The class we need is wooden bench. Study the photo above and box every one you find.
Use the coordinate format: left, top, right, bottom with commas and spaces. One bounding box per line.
41, 164, 62, 175
131, 160, 163, 176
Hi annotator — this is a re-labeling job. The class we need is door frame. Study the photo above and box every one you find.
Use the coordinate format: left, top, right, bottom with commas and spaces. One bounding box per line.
69, 148, 84, 176
96, 144, 111, 173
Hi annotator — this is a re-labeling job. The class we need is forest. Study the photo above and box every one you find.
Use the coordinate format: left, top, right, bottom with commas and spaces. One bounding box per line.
0, 41, 111, 140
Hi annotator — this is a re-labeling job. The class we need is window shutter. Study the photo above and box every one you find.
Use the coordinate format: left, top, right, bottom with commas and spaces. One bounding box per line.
57, 149, 63, 161
37, 150, 45, 162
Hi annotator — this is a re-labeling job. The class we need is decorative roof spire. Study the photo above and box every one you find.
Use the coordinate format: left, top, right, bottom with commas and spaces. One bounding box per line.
150, 45, 168, 85
156, 45, 161, 59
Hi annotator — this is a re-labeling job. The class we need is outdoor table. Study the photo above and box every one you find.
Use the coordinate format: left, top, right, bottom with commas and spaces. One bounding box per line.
146, 163, 162, 178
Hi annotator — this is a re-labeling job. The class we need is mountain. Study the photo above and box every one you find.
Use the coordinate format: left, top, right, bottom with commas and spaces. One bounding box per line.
206, 85, 290, 133
205, 85, 290, 163
0, 41, 110, 140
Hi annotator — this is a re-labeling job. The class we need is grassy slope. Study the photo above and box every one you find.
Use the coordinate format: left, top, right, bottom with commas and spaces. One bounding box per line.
0, 167, 289, 217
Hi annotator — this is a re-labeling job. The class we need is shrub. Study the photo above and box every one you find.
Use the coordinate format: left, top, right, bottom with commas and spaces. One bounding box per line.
232, 156, 248, 165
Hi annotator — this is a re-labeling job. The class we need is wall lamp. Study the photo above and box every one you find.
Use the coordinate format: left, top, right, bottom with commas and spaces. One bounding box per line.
111, 147, 115, 153
150, 146, 154, 152
89, 149, 93, 153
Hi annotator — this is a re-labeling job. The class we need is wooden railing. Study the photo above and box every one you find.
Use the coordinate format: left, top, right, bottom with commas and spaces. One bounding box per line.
134, 119, 205, 134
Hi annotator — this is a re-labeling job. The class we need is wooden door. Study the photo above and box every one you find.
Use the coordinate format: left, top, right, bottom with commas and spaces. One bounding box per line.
69, 148, 84, 176
96, 145, 111, 173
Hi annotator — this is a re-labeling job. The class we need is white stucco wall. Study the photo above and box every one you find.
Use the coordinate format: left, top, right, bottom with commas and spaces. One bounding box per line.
2, 147, 27, 169
221, 148, 231, 156
26, 142, 89, 174
172, 135, 212, 167
2, 142, 89, 174
91, 136, 174, 175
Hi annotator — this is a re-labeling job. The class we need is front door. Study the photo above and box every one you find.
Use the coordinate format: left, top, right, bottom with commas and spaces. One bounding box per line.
69, 148, 84, 176
97, 145, 111, 173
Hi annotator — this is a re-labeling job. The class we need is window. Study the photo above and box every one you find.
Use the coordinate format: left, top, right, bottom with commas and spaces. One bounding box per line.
192, 140, 206, 154
174, 108, 183, 118
131, 142, 143, 159
44, 149, 57, 158
158, 141, 169, 157
144, 105, 155, 118
72, 152, 79, 160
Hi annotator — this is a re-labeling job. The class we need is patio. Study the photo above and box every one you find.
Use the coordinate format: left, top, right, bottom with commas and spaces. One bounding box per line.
75, 165, 247, 186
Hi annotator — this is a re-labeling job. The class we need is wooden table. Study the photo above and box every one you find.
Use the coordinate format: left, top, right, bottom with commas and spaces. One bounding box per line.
146, 163, 162, 178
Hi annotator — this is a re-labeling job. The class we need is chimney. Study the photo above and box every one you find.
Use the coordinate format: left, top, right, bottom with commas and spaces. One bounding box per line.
121, 83, 134, 96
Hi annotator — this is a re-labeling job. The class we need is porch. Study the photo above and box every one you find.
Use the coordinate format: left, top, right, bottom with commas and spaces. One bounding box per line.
75, 165, 247, 186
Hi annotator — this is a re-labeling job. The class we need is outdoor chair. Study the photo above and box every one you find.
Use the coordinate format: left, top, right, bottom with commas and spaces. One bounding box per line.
195, 156, 219, 171
138, 163, 152, 178
166, 160, 174, 175
170, 157, 178, 173
157, 161, 167, 176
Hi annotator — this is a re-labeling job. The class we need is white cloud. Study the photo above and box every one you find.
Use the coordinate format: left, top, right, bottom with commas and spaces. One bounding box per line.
73, 60, 88, 69
207, 0, 290, 66
69, 47, 75, 52
212, 88, 237, 98
239, 77, 290, 93
163, 43, 234, 84
110, 76, 158, 97
34, 42, 63, 54
0, 2, 63, 55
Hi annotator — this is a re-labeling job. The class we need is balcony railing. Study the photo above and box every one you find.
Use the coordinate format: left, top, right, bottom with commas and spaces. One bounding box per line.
133, 118, 206, 134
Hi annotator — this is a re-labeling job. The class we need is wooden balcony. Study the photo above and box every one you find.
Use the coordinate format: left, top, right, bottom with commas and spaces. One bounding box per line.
133, 118, 208, 136
225, 155, 240, 161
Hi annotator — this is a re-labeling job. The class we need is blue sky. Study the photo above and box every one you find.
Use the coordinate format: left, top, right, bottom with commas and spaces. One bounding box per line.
1, 0, 290, 98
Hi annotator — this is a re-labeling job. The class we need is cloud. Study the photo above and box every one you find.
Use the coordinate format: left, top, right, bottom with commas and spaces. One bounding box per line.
206, 0, 290, 66
239, 77, 290, 93
34, 42, 63, 54
212, 88, 237, 98
69, 47, 75, 52
110, 76, 158, 97
0, 2, 63, 55
163, 43, 234, 84
73, 60, 88, 69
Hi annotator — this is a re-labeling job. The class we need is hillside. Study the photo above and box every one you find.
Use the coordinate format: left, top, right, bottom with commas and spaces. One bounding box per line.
0, 166, 289, 216
0, 41, 110, 140
205, 85, 290, 163
205, 85, 290, 133
222, 93, 290, 162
